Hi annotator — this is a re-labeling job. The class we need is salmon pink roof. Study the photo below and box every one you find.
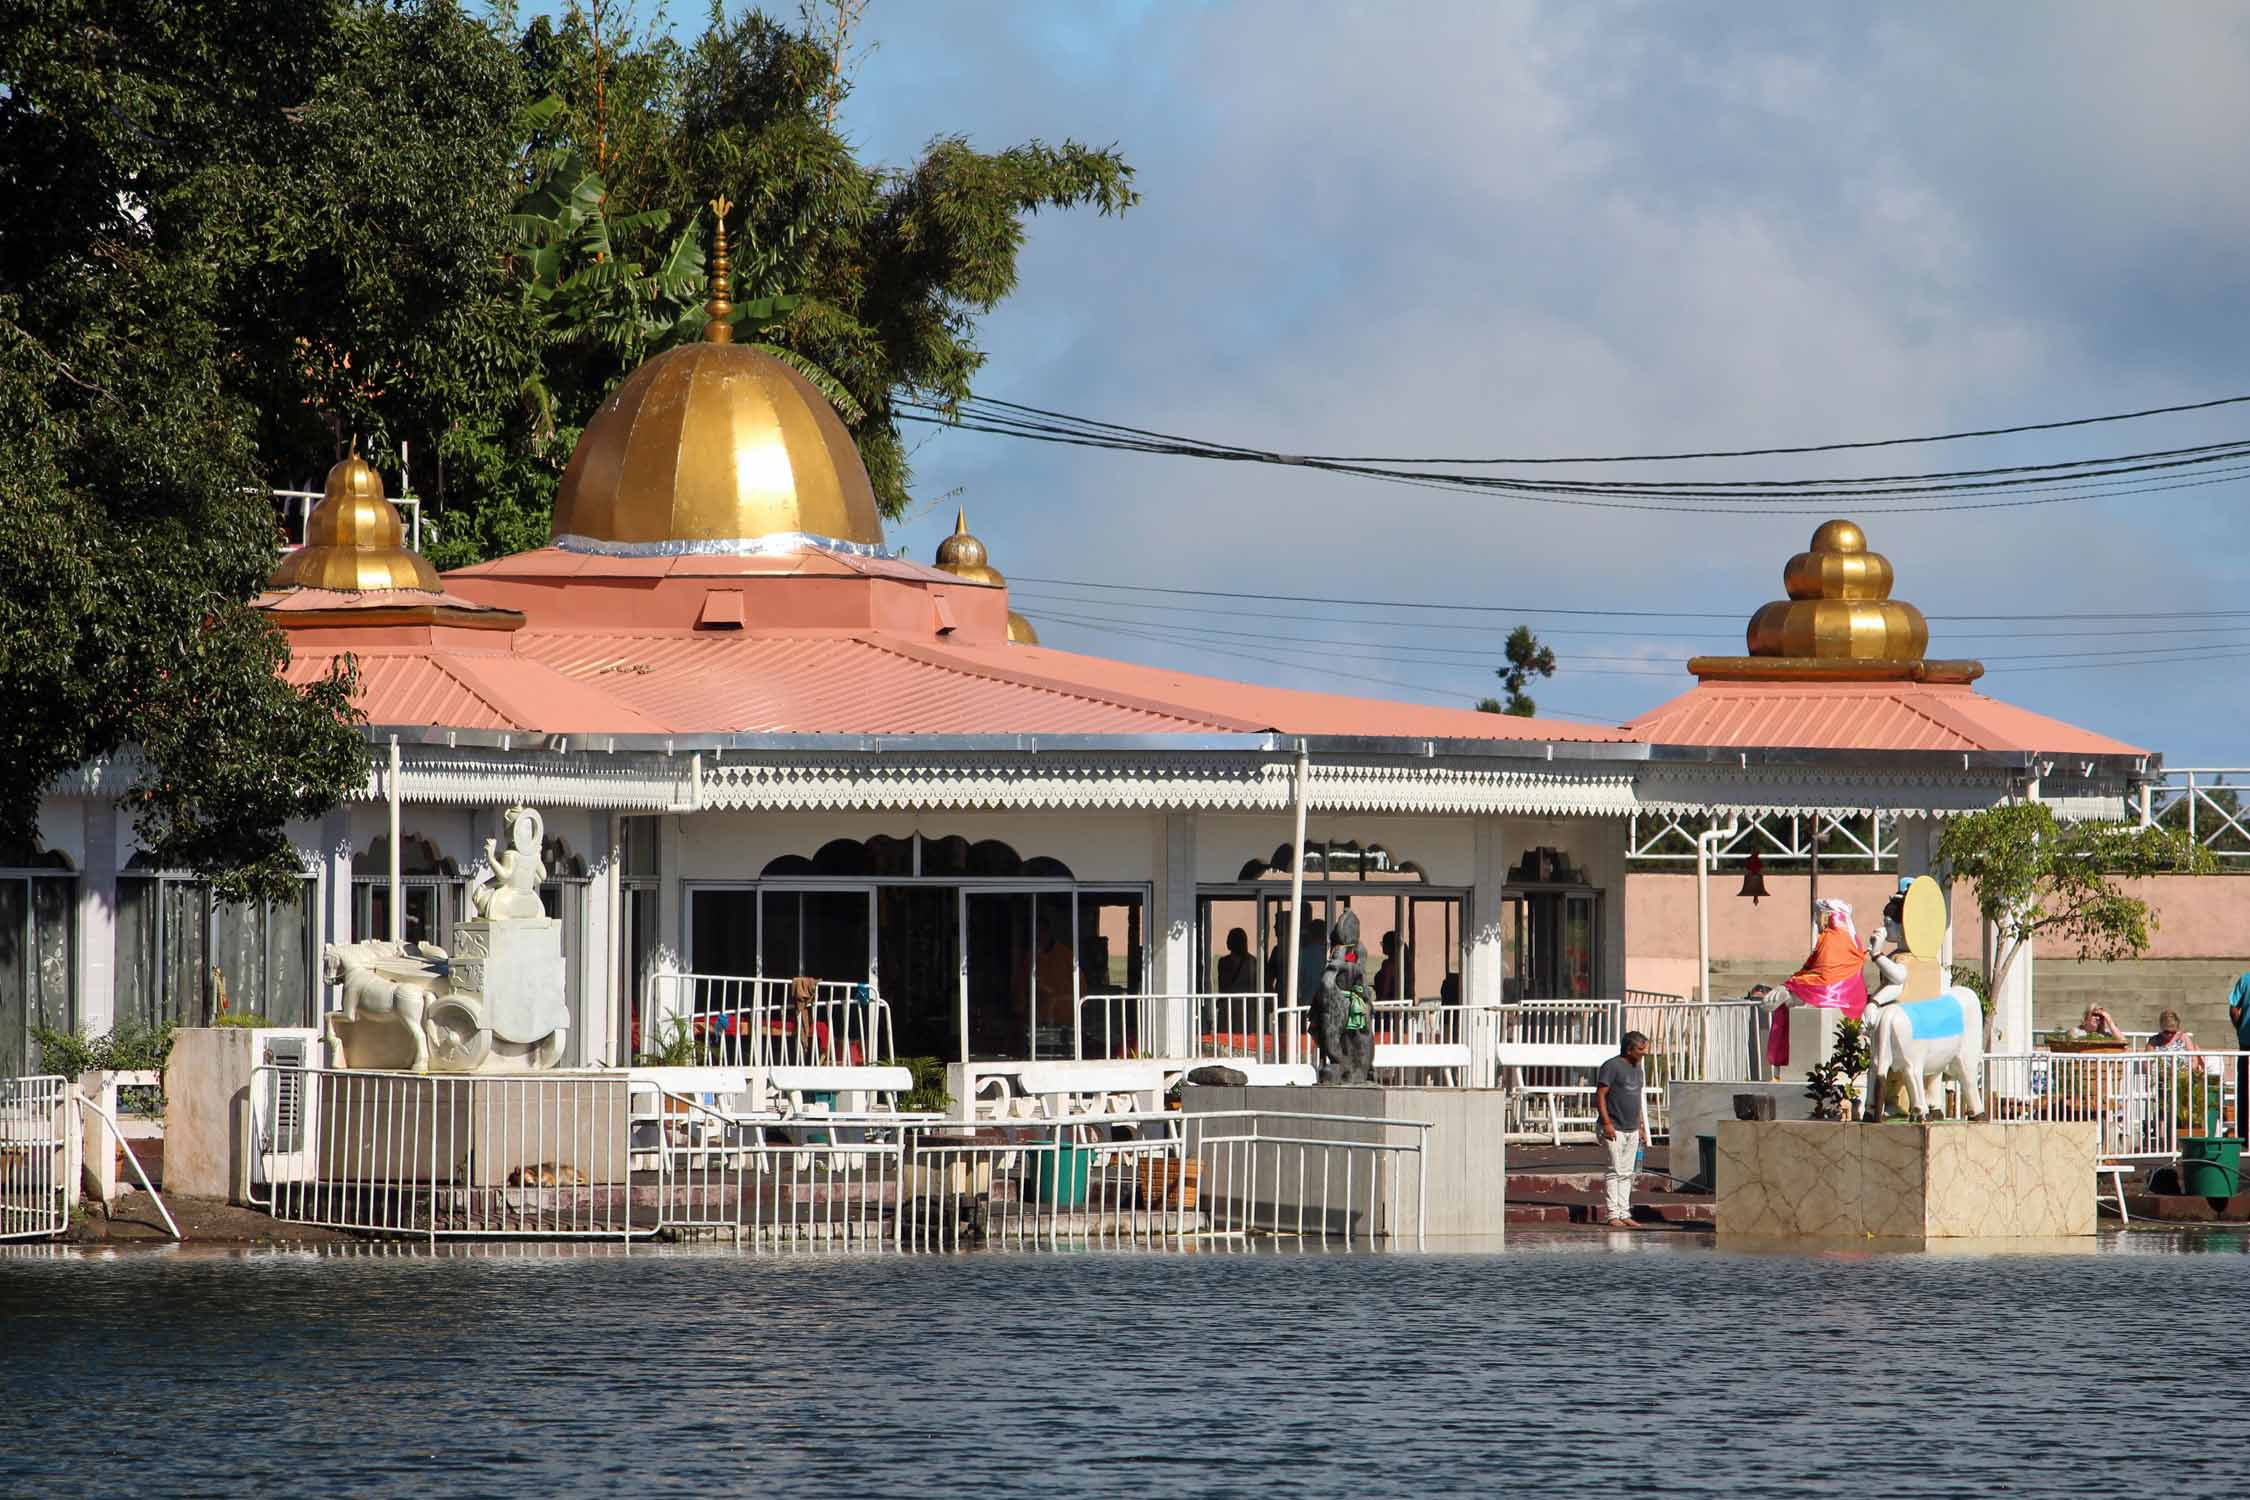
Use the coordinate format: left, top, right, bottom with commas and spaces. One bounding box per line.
1625, 679, 2146, 757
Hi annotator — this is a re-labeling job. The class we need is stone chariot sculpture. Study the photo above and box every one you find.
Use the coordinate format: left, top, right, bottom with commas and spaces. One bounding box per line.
323, 804, 571, 1073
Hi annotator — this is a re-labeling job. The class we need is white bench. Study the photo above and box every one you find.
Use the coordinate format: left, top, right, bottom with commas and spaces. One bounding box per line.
1493, 1043, 1616, 1145
1015, 1061, 1169, 1121
1374, 1042, 1474, 1083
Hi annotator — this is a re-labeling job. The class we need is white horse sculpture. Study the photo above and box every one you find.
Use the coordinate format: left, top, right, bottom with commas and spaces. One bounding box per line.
322, 940, 444, 1074
1861, 892, 1988, 1122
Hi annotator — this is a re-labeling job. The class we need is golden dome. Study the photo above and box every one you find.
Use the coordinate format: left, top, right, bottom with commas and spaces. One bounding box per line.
268, 450, 439, 592
550, 200, 882, 555
1745, 518, 1928, 660
932, 510, 1038, 643
1686, 517, 1978, 683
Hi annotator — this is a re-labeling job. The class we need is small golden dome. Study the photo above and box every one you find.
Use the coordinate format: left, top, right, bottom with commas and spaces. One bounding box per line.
550, 200, 882, 555
268, 450, 439, 592
933, 510, 1038, 643
933, 510, 1001, 584
1744, 518, 1928, 660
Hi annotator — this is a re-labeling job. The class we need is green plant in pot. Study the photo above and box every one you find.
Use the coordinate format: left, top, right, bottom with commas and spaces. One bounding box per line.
1804, 1018, 1871, 1122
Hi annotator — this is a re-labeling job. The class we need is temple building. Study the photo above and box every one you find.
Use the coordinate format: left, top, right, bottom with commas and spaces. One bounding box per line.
6, 235, 2154, 1078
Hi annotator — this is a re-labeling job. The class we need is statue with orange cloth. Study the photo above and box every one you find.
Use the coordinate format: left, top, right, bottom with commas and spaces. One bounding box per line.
1762, 897, 1870, 1068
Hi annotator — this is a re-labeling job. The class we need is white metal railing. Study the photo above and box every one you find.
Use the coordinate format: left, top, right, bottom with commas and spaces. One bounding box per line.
899, 1117, 1191, 1250
1623, 999, 1771, 1138
250, 1066, 641, 1243
642, 973, 894, 1070
2138, 768, 2250, 859
1185, 1109, 1430, 1246
234, 1064, 1436, 1248
1982, 1050, 2244, 1162
1497, 999, 1622, 1047
1072, 992, 1314, 1067
647, 1087, 912, 1247
1, 1076, 70, 1242
1629, 810, 1897, 867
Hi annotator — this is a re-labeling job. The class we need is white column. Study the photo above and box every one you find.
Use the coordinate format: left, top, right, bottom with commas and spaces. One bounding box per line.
656, 815, 684, 969
76, 798, 119, 1035
1988, 924, 2034, 1054
319, 809, 354, 1036
1591, 821, 1629, 1001
1154, 812, 1197, 1053
582, 810, 616, 1067
1468, 816, 1507, 1009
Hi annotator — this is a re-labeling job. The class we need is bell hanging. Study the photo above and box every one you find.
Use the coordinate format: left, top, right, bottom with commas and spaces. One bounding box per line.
1737, 852, 1769, 905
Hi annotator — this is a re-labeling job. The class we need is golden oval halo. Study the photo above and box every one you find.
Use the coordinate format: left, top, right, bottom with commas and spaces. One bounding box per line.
1901, 875, 1946, 959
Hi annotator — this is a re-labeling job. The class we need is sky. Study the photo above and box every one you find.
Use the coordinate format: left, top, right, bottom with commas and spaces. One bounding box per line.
557, 2, 2250, 761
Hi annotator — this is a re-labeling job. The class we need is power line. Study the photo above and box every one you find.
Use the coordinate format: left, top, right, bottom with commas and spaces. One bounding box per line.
1008, 589, 2250, 643
951, 390, 2250, 466
1013, 575, 2250, 624
902, 395, 2250, 514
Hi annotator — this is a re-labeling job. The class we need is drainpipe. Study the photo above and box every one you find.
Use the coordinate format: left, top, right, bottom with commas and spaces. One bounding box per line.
1695, 819, 1740, 1004
387, 735, 404, 945
1283, 745, 1310, 1036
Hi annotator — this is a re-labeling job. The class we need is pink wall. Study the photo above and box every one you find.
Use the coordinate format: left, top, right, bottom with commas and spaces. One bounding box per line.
1627, 872, 2250, 966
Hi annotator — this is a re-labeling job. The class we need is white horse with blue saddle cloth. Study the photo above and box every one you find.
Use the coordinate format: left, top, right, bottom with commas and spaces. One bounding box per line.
1863, 879, 1989, 1124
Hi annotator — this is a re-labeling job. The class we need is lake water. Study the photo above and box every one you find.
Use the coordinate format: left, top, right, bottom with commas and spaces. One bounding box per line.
6, 1230, 2249, 1498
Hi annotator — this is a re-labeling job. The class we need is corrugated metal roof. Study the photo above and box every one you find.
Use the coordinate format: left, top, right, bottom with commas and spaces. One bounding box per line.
283, 649, 667, 734
1624, 680, 2146, 756
516, 632, 1233, 734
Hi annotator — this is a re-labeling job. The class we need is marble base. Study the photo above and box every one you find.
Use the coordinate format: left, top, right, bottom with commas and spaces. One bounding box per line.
1716, 1120, 2097, 1239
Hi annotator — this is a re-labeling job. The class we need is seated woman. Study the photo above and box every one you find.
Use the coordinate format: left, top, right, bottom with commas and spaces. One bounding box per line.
1785, 898, 1870, 1018
2146, 1008, 2197, 1052
1764, 899, 1869, 1068
2074, 1003, 2124, 1041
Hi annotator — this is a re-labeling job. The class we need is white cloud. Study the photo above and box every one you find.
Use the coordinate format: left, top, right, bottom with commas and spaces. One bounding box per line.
853, 0, 2250, 754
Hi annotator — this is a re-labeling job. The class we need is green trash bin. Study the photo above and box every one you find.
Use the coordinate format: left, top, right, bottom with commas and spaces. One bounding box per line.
1696, 1133, 1719, 1194
1030, 1143, 1090, 1207
2178, 1136, 2242, 1200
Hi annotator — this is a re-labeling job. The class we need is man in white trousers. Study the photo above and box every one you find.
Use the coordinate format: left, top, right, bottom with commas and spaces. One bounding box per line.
1594, 1031, 1651, 1228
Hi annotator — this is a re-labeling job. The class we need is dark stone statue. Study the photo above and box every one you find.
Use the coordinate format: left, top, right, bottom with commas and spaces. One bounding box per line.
1314, 908, 1376, 1085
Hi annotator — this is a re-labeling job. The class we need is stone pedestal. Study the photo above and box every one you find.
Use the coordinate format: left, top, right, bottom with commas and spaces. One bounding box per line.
1716, 1120, 2097, 1239
447, 919, 567, 1043
1778, 1005, 1843, 1082
1181, 1085, 1509, 1239
1667, 1081, 1817, 1172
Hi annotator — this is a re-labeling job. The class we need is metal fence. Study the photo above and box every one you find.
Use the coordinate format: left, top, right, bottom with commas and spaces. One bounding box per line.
241, 1066, 1431, 1249
250, 1066, 640, 1243
642, 973, 895, 1069
2138, 768, 2250, 860
1626, 999, 1770, 1138
1983, 1049, 2246, 1162
651, 1088, 911, 1247
1074, 992, 1306, 1066
0, 1076, 70, 1242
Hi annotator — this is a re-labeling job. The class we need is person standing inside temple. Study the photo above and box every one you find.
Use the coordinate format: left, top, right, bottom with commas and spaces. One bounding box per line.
1595, 1031, 1651, 1228
1033, 918, 1077, 1029
1216, 927, 1258, 993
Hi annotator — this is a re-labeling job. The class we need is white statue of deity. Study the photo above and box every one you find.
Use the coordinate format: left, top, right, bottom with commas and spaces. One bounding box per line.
468, 805, 548, 921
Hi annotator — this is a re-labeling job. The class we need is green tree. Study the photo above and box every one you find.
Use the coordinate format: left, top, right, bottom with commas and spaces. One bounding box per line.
430, 2, 1137, 561
0, 0, 526, 896
1488, 624, 1556, 717
1936, 802, 2216, 999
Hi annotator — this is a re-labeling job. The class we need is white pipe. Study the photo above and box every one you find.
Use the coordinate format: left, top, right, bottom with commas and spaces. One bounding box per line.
1695, 820, 1741, 1005
1284, 745, 1310, 1023
387, 735, 403, 945
75, 1093, 180, 1239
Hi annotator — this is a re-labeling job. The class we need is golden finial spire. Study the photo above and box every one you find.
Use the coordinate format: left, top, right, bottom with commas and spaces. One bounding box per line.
703, 195, 735, 344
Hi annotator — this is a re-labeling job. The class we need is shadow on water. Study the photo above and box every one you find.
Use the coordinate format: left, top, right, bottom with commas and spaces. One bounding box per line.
6, 1227, 2250, 1498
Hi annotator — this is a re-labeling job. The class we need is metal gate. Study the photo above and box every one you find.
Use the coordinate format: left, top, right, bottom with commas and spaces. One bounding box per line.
0, 1075, 71, 1241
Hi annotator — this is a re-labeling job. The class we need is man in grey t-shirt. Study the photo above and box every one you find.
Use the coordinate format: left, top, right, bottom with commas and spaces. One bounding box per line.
1594, 1032, 1651, 1228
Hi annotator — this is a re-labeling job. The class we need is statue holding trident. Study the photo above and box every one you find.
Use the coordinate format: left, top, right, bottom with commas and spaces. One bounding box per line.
468, 805, 548, 922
